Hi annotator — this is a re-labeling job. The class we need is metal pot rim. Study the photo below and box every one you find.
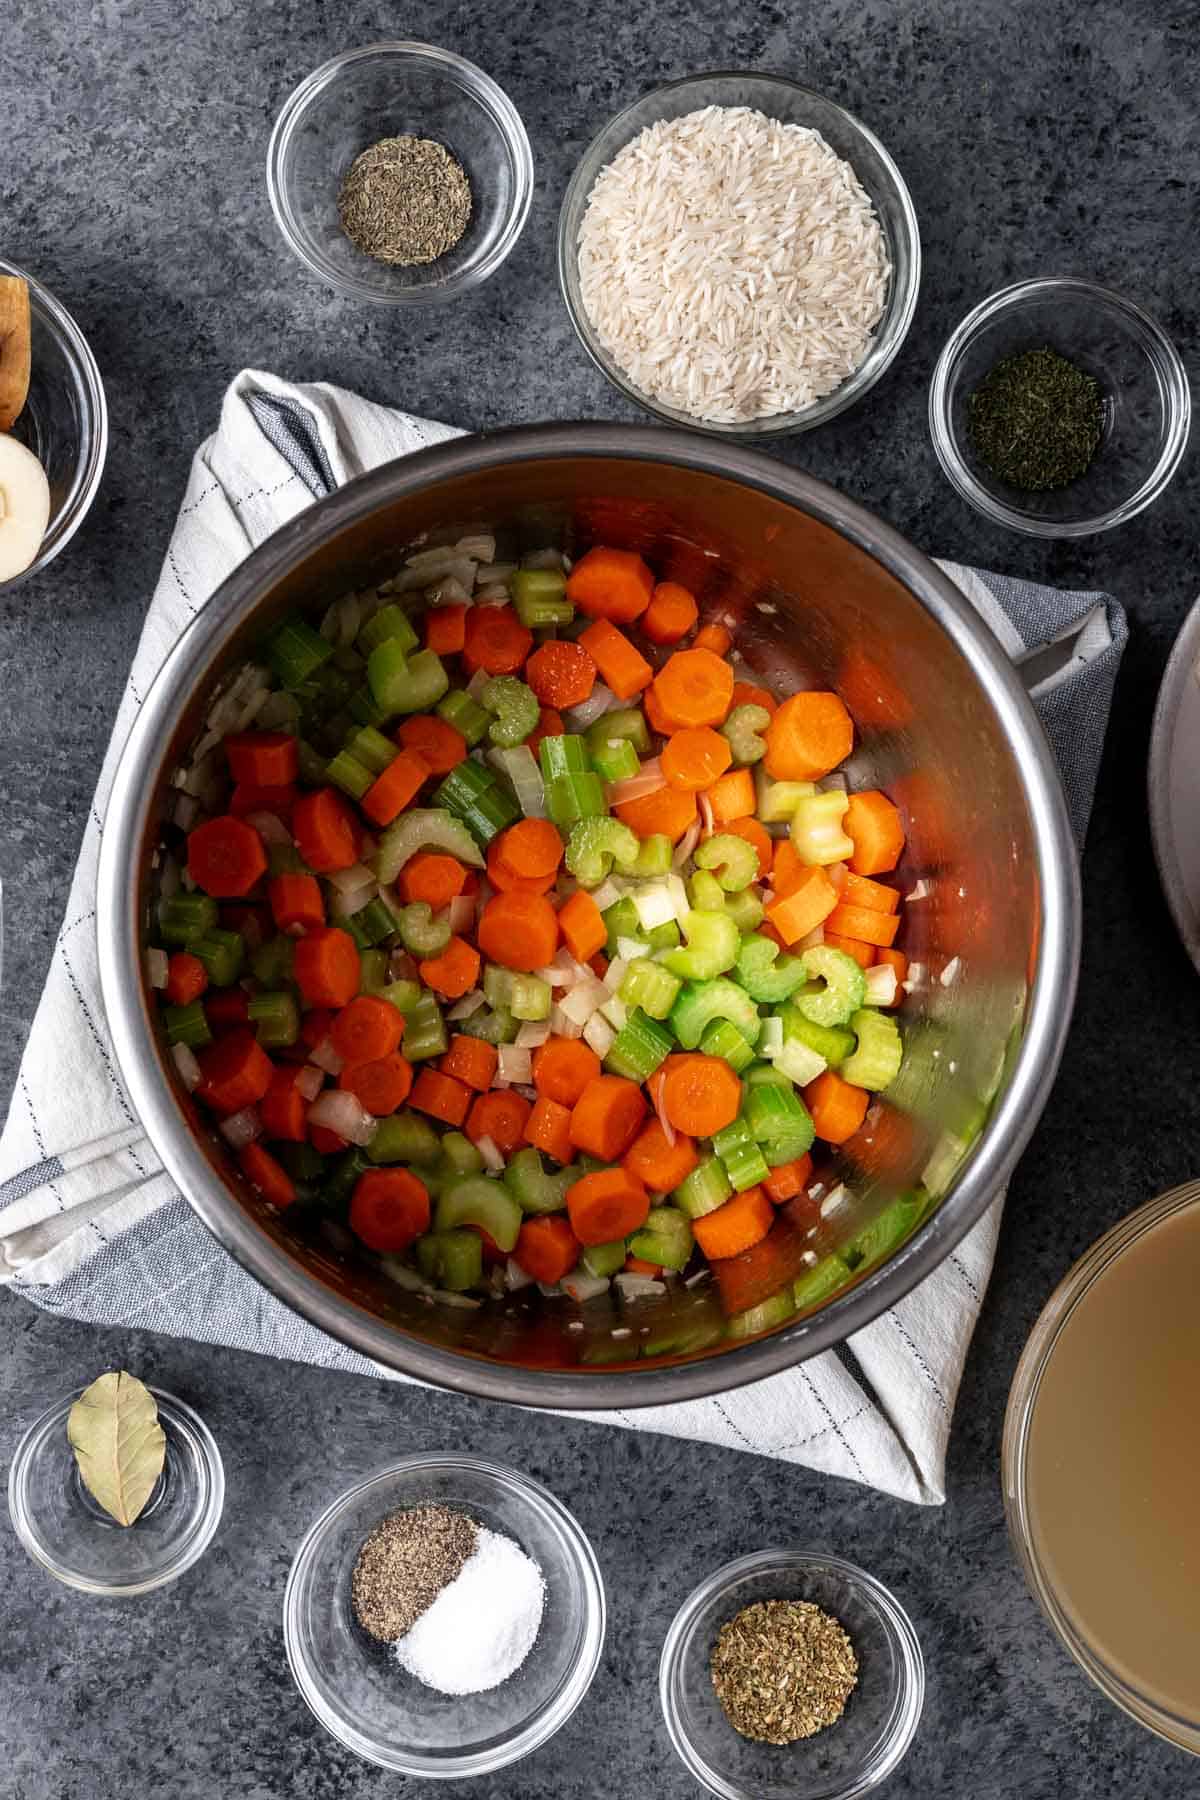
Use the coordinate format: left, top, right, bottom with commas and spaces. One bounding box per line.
96, 423, 1081, 1409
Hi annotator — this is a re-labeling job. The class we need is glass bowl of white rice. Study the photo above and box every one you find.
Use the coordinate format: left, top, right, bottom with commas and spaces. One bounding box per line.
558, 72, 920, 437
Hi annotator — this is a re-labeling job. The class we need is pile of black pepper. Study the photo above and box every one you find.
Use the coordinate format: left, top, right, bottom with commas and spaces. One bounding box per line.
967, 345, 1104, 492
351, 1505, 477, 1642
710, 1599, 859, 1744
338, 135, 473, 267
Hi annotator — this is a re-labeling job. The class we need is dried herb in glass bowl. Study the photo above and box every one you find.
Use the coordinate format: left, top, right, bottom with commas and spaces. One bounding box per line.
710, 1598, 859, 1744
338, 135, 473, 267
967, 345, 1103, 491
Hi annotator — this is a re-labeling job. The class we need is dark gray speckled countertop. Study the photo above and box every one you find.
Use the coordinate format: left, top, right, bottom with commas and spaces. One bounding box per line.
3, 2, 1200, 1795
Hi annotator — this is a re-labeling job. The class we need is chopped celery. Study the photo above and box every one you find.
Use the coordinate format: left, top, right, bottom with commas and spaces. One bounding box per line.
755, 767, 817, 822
345, 725, 398, 775
603, 896, 641, 955
695, 833, 760, 891
434, 762, 520, 847
604, 1010, 674, 1081
374, 807, 483, 883
618, 959, 681, 1021
566, 817, 639, 887
266, 614, 333, 688
437, 688, 491, 747
581, 1239, 628, 1278
248, 990, 300, 1048
379, 978, 421, 1015
397, 902, 452, 958
460, 1005, 518, 1044
688, 870, 727, 913
345, 685, 390, 729
842, 1008, 904, 1091
794, 1253, 852, 1311
590, 706, 651, 757
367, 1111, 442, 1166
345, 909, 379, 952
724, 887, 765, 934
158, 893, 217, 945
720, 703, 771, 767
700, 1018, 756, 1072
296, 739, 329, 788
843, 1191, 923, 1272
440, 1132, 483, 1176
368, 643, 449, 716
741, 1059, 792, 1089
483, 965, 514, 1011
275, 1141, 326, 1185
790, 790, 854, 866
673, 1155, 733, 1219
511, 974, 551, 1022
640, 1317, 727, 1357
435, 1175, 523, 1251
538, 733, 590, 780
646, 918, 681, 953
357, 604, 418, 657
734, 933, 808, 1003
669, 977, 761, 1050
712, 1117, 770, 1192
546, 771, 607, 829
617, 834, 673, 879
744, 1083, 814, 1156
191, 930, 244, 987
727, 1288, 795, 1339
588, 736, 639, 782
251, 935, 295, 988
796, 945, 867, 1028
504, 1148, 573, 1213
773, 1038, 828, 1087
628, 1205, 694, 1271
662, 910, 740, 981
164, 999, 212, 1049
321, 1148, 373, 1212
402, 991, 448, 1061
355, 896, 403, 946
512, 567, 572, 627
416, 1229, 484, 1292
482, 676, 539, 747
778, 1005, 855, 1069
268, 843, 308, 877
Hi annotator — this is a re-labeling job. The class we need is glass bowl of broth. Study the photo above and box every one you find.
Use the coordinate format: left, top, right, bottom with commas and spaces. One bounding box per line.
1004, 1179, 1200, 1754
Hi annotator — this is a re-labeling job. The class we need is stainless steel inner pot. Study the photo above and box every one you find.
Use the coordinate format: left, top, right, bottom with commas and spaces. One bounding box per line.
96, 425, 1079, 1408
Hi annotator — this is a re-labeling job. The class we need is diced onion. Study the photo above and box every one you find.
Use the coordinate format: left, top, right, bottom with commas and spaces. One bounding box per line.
604, 955, 628, 993
475, 562, 516, 586
454, 532, 496, 564
907, 879, 929, 903
447, 988, 486, 1020
582, 1012, 616, 1057
220, 1106, 262, 1150
448, 895, 475, 934
330, 883, 377, 919
562, 1272, 610, 1302
172, 792, 199, 831
903, 961, 926, 993
159, 854, 182, 899
652, 1078, 676, 1147
308, 1090, 377, 1147
672, 819, 702, 867
145, 947, 169, 990
474, 584, 510, 605
589, 878, 622, 915
381, 1257, 434, 1294
476, 1134, 505, 1173
615, 1272, 666, 1302
171, 1043, 202, 1091
559, 978, 607, 1025
616, 936, 649, 963
864, 965, 898, 1006
488, 745, 545, 819
466, 667, 491, 700
505, 1257, 535, 1291
599, 994, 627, 1030
243, 810, 292, 847
389, 948, 419, 983
498, 1045, 532, 1085
327, 861, 375, 895
608, 757, 665, 808
666, 873, 692, 925
537, 1281, 563, 1298
522, 547, 564, 571
819, 771, 849, 792
632, 882, 676, 931
566, 683, 617, 730
550, 1003, 584, 1039
309, 1036, 345, 1076
514, 1019, 552, 1050
819, 1183, 850, 1219
796, 924, 825, 951
698, 793, 715, 836
295, 1064, 325, 1102
760, 1016, 784, 1056
537, 953, 579, 989
426, 574, 470, 605
940, 956, 962, 988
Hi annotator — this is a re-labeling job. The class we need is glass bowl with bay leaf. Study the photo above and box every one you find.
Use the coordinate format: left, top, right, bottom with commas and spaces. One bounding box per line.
266, 42, 534, 304
7, 1372, 224, 1596
659, 1549, 924, 1800
929, 277, 1189, 538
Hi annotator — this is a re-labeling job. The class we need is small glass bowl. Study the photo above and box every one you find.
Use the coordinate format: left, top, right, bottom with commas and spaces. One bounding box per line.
283, 1454, 605, 1777
0, 257, 108, 589
7, 1386, 224, 1596
267, 42, 534, 305
929, 277, 1190, 537
660, 1550, 924, 1800
557, 72, 920, 437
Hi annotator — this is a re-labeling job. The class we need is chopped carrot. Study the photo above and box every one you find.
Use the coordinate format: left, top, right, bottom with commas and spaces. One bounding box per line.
225, 731, 298, 787
569, 1075, 647, 1161
349, 1168, 430, 1251
730, 680, 777, 714
720, 815, 773, 878
566, 1167, 651, 1245
360, 750, 430, 828
477, 892, 559, 972
624, 1254, 662, 1276
339, 1052, 413, 1115
462, 604, 533, 676
764, 692, 854, 781
874, 946, 908, 1003
239, 1141, 296, 1210
577, 619, 653, 699
557, 889, 606, 963
622, 1119, 699, 1193
292, 787, 359, 873
524, 1095, 575, 1165
259, 1064, 308, 1142
308, 1122, 348, 1155
525, 640, 597, 710
652, 648, 734, 728
692, 1186, 773, 1259
661, 726, 732, 792
842, 871, 900, 914
187, 815, 267, 898
661, 1054, 741, 1137
268, 872, 325, 934
493, 817, 563, 881
703, 766, 755, 824
527, 706, 565, 758
165, 951, 208, 1007
398, 852, 467, 910
196, 1029, 273, 1115
293, 927, 360, 1007
487, 838, 557, 895
466, 1089, 532, 1157
766, 867, 839, 945
565, 546, 654, 623
419, 936, 482, 1000
330, 995, 404, 1066
823, 932, 876, 969
844, 790, 905, 875
532, 1036, 600, 1107
514, 1215, 581, 1284
395, 714, 468, 776
641, 580, 698, 645
409, 1068, 472, 1127
692, 623, 732, 656
425, 603, 467, 655
762, 1155, 814, 1204
711, 1215, 814, 1316
805, 1071, 870, 1144
613, 784, 698, 844
230, 781, 298, 821
771, 839, 805, 898
643, 681, 684, 735
825, 903, 900, 948
440, 1035, 499, 1092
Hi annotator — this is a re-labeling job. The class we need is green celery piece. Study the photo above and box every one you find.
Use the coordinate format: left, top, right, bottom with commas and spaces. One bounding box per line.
163, 999, 212, 1049
374, 807, 483, 885
603, 896, 642, 956
437, 688, 491, 747
843, 1191, 923, 1273
345, 725, 398, 775
720, 704, 771, 767
618, 959, 681, 1021
741, 1059, 792, 1089
694, 832, 760, 891
604, 1010, 674, 1082
266, 614, 333, 688
546, 771, 607, 829
482, 676, 539, 747
191, 929, 244, 987
483, 965, 514, 1011
773, 1038, 829, 1087
616, 834, 673, 880
435, 1175, 523, 1252
673, 1154, 733, 1220
734, 933, 808, 1004
662, 910, 740, 981
793, 1253, 853, 1312
252, 935, 295, 988
640, 1317, 727, 1358
355, 896, 402, 946
627, 1205, 694, 1272
357, 603, 418, 657
842, 1008, 904, 1091
274, 1141, 326, 1184
688, 870, 726, 913
699, 1018, 755, 1072
724, 887, 765, 934
441, 1131, 485, 1175
796, 945, 867, 1028
711, 1117, 770, 1192
726, 1288, 795, 1340
345, 685, 390, 729
321, 1148, 373, 1213
504, 1148, 573, 1214
588, 735, 639, 782
367, 1111, 442, 1166
587, 706, 650, 757
512, 567, 571, 628
416, 1229, 484, 1292
402, 992, 448, 1061
538, 733, 589, 780
369, 643, 449, 716
511, 974, 551, 1021
778, 1005, 855, 1068
669, 976, 761, 1050
397, 902, 452, 958
790, 791, 854, 866
248, 990, 300, 1049
459, 1005, 518, 1045
581, 1239, 628, 1279
566, 817, 640, 888
267, 843, 308, 877
755, 767, 817, 822
743, 1082, 814, 1156
379, 978, 421, 1015
158, 893, 217, 945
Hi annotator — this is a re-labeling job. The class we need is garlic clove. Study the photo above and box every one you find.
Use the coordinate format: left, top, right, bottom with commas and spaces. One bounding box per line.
0, 434, 51, 581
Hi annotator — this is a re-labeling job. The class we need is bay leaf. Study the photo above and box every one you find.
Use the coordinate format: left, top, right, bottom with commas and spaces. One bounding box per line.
67, 1371, 166, 1527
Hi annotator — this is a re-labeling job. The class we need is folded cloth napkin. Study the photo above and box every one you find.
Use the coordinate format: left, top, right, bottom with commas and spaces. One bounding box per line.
0, 372, 1127, 1505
